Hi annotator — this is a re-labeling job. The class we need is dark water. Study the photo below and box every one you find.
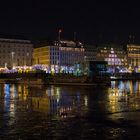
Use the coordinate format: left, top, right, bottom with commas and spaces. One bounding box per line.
0, 81, 140, 139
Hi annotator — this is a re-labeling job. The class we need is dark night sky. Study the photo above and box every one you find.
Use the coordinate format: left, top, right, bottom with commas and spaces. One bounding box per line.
0, 0, 140, 44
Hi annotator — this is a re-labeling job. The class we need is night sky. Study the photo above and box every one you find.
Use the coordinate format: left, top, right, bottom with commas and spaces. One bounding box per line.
0, 0, 140, 44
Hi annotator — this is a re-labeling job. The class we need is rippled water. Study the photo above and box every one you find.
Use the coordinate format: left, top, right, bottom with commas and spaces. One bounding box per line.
0, 81, 140, 139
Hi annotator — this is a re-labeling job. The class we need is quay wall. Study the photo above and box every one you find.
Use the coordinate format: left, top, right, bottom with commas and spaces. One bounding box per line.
0, 73, 110, 86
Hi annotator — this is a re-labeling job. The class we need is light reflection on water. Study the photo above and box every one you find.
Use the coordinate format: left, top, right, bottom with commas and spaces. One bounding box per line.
108, 81, 140, 112
1, 82, 140, 115
0, 81, 140, 139
0, 84, 89, 119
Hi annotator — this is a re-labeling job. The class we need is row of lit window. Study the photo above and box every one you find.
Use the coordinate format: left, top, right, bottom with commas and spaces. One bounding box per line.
109, 54, 117, 57
0, 54, 30, 58
50, 60, 59, 65
108, 62, 122, 65
0, 50, 31, 53
50, 47, 59, 51
128, 48, 140, 51
105, 58, 123, 62
59, 47, 84, 52
50, 56, 59, 60
50, 52, 84, 56
0, 61, 29, 65
50, 52, 59, 55
100, 50, 123, 54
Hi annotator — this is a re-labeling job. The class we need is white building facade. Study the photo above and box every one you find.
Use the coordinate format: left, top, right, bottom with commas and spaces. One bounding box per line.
0, 38, 33, 68
34, 40, 85, 66
33, 40, 85, 73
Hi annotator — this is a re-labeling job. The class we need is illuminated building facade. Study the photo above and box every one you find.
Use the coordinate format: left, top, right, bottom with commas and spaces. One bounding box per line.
33, 46, 50, 65
0, 38, 33, 67
33, 40, 85, 67
96, 44, 127, 72
127, 44, 140, 67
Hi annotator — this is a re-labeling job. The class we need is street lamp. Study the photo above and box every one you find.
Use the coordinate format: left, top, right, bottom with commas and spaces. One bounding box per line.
11, 51, 15, 68
26, 52, 29, 66
58, 29, 62, 41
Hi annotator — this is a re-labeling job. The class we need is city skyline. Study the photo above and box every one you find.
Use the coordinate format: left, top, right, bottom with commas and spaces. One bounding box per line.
0, 0, 140, 44
1, 1, 140, 139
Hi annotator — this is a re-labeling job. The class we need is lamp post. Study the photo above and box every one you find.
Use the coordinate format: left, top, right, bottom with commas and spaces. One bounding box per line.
11, 51, 15, 68
58, 29, 62, 42
26, 52, 29, 66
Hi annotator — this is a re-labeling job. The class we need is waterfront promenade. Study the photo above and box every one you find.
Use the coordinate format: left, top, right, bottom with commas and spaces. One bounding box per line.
2, 72, 140, 86
111, 73, 140, 80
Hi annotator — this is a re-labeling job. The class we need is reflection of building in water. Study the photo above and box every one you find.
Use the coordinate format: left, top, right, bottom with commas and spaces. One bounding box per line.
139, 82, 140, 93
107, 87, 128, 113
4, 84, 10, 112
30, 86, 88, 117
111, 80, 135, 94
134, 81, 138, 93
4, 84, 18, 121
0, 84, 4, 97
18, 85, 29, 100
84, 96, 88, 107
108, 81, 140, 113
31, 97, 50, 113
129, 81, 133, 95
1, 84, 90, 119
31, 96, 70, 116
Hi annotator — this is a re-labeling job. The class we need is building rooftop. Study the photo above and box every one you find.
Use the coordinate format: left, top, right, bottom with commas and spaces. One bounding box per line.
0, 34, 32, 43
35, 40, 84, 48
0, 38, 32, 43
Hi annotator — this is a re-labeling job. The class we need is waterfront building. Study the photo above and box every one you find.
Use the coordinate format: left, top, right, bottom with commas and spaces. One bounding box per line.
84, 45, 97, 61
33, 46, 50, 65
127, 44, 140, 67
96, 44, 127, 72
0, 38, 33, 68
33, 40, 85, 73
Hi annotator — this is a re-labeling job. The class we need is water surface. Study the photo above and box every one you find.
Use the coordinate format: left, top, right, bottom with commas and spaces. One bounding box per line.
0, 81, 140, 139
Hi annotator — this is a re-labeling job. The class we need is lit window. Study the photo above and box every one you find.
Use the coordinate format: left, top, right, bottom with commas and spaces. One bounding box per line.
111, 62, 114, 65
